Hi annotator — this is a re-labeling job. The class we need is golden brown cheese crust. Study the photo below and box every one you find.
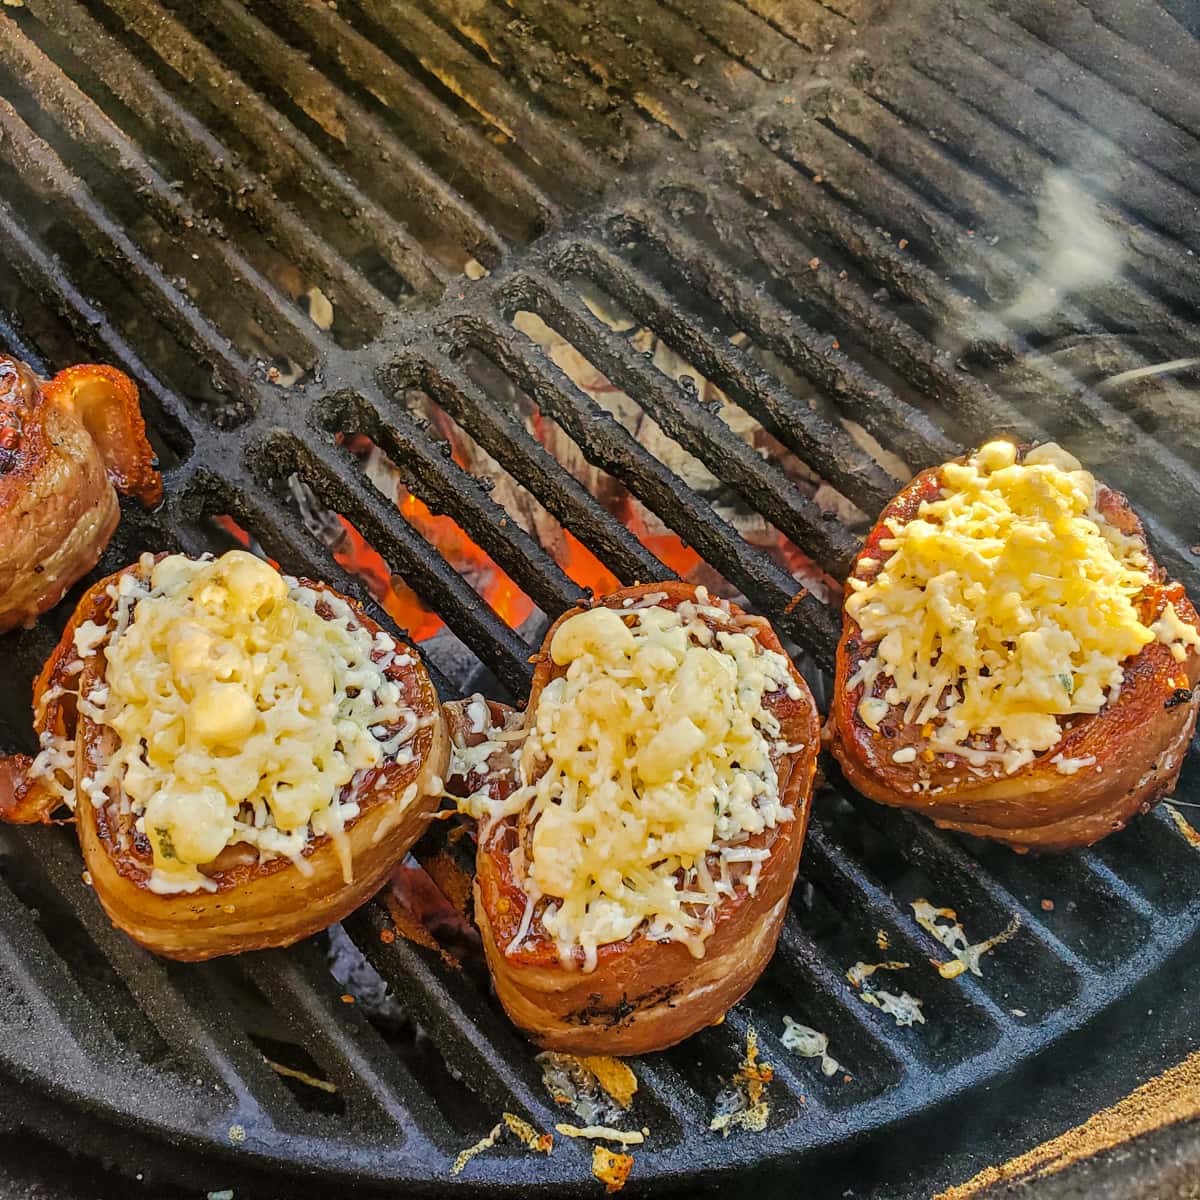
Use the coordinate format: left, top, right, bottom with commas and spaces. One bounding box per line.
469, 582, 820, 1055
2, 557, 448, 961
0, 358, 160, 633
828, 452, 1200, 851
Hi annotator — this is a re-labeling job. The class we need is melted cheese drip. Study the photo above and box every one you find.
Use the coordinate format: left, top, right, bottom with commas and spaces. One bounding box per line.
846, 441, 1196, 773
90, 551, 413, 893
472, 598, 802, 971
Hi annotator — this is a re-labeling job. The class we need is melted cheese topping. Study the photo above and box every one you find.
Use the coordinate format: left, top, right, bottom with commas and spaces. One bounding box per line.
85, 551, 415, 893
470, 594, 802, 971
846, 441, 1197, 773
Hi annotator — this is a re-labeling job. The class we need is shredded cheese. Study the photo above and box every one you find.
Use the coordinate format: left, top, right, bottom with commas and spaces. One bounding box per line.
592, 1144, 635, 1193
846, 441, 1198, 774
85, 552, 417, 893
556, 1123, 645, 1146
468, 596, 802, 970
780, 1017, 843, 1077
847, 960, 925, 1026
911, 900, 1021, 979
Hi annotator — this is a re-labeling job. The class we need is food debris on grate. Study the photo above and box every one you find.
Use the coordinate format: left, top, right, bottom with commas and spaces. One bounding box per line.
383, 858, 478, 969
450, 1112, 553, 1177
263, 1058, 338, 1095
847, 962, 926, 1027
780, 1017, 843, 1078
556, 1123, 646, 1146
710, 1027, 773, 1136
592, 1144, 635, 1193
911, 900, 1023, 981
537, 1052, 638, 1125
1164, 804, 1200, 850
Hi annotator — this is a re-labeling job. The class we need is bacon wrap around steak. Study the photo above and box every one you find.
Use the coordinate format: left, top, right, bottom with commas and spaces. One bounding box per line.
828, 451, 1200, 852
0, 556, 449, 961
0, 357, 161, 634
456, 582, 820, 1056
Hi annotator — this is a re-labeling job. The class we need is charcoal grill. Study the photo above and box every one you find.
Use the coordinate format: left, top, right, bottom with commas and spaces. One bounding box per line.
1, 0, 1200, 1195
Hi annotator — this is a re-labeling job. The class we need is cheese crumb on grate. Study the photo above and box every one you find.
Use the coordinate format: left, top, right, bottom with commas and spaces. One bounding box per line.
468, 597, 802, 971
846, 441, 1198, 773
84, 552, 415, 894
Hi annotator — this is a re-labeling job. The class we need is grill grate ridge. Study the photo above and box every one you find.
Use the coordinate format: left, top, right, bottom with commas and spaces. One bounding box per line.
563, 230, 910, 511
505, 267, 861, 575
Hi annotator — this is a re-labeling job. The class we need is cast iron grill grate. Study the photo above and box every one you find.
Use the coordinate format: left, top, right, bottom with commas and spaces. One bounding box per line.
0, 0, 1199, 1194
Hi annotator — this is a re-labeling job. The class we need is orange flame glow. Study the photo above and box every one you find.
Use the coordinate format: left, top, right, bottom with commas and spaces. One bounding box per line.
212, 515, 280, 569
338, 433, 535, 637
285, 406, 802, 646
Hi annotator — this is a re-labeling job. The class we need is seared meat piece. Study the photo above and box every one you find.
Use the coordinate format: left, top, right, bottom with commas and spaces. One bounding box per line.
455, 583, 819, 1055
0, 552, 448, 961
828, 441, 1200, 851
0, 356, 160, 633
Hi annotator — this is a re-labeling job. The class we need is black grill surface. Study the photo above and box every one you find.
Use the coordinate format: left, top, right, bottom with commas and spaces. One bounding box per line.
1, 0, 1200, 1195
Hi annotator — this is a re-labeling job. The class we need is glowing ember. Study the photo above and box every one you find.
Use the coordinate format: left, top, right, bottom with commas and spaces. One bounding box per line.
559, 528, 620, 596
211, 515, 279, 569
333, 516, 444, 640
340, 433, 535, 636
301, 382, 835, 648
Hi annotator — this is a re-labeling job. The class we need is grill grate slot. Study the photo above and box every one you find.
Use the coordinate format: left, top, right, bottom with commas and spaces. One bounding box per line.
343, 906, 575, 1135
657, 0, 812, 80
453, 312, 842, 661
1071, 0, 1200, 98
318, 388, 582, 621
799, 824, 1008, 1066
96, 0, 447, 302
165, 0, 506, 276
0, 26, 329, 370
891, 49, 1200, 339
242, 945, 460, 1140
736, 0, 852, 51
815, 802, 1086, 1021
489, 0, 710, 144
1086, 804, 1200, 917
866, 803, 1154, 972
502, 270, 861, 576
259, 432, 534, 694
346, 0, 610, 190
0, 829, 177, 1070
18, 0, 393, 346
252, 0, 556, 245
752, 110, 1200, 579
390, 351, 672, 587
557, 233, 905, 513
952, 7, 1200, 246
613, 199, 962, 470
0, 195, 191, 457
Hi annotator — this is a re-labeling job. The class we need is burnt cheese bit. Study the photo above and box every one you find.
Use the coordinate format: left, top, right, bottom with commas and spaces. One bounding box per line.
1165, 687, 1194, 710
